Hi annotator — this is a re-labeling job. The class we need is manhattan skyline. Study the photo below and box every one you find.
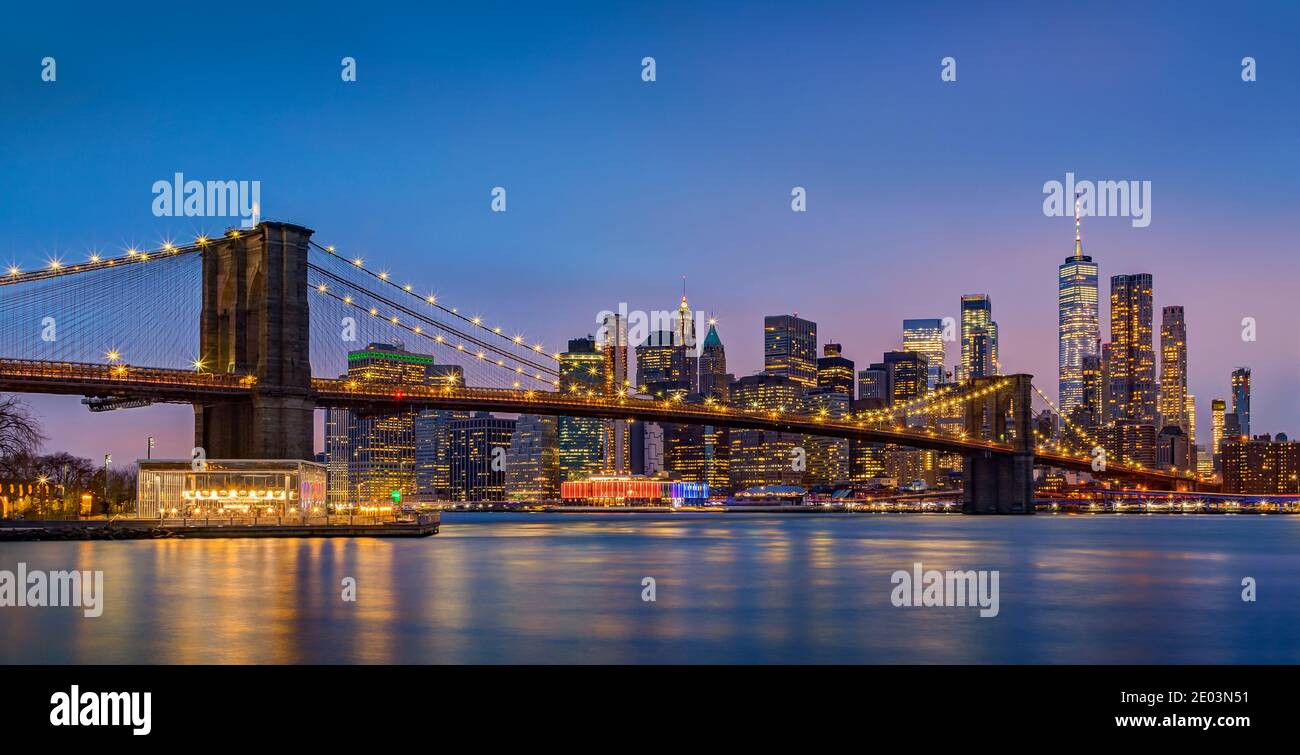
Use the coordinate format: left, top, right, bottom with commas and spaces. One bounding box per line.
1, 2, 1297, 467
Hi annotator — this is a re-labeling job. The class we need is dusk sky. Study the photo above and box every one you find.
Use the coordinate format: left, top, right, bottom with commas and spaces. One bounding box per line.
2, 1, 1297, 466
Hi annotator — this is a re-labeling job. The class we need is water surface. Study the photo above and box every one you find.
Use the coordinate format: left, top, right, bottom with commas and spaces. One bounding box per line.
1, 512, 1296, 663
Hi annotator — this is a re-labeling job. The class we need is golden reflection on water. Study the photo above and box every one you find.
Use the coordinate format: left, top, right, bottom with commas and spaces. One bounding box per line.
2, 513, 1298, 663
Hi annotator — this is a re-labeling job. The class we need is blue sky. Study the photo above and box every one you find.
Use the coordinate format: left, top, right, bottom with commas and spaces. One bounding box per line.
1, 1, 1298, 463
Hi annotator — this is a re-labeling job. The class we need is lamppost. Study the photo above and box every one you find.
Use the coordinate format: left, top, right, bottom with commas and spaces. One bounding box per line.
103, 454, 112, 516
147, 436, 155, 460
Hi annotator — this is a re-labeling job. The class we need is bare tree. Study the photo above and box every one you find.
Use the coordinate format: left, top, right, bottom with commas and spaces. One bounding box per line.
0, 395, 44, 460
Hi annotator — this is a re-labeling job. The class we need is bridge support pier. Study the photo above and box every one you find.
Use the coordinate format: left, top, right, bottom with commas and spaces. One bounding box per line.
962, 374, 1035, 514
194, 222, 315, 461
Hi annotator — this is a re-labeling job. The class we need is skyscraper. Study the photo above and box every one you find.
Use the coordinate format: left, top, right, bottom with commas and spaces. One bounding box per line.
1108, 274, 1156, 425
816, 343, 855, 396
1211, 398, 1226, 466
1058, 195, 1100, 417
447, 413, 516, 501
676, 291, 700, 394
967, 330, 995, 379
341, 343, 441, 504
558, 336, 605, 481
324, 403, 350, 508
1231, 367, 1251, 439
959, 295, 998, 380
902, 318, 947, 388
599, 312, 631, 472
698, 318, 731, 400
728, 373, 803, 490
764, 314, 818, 388
503, 414, 560, 500
1074, 353, 1104, 429
1158, 305, 1188, 431
800, 388, 851, 486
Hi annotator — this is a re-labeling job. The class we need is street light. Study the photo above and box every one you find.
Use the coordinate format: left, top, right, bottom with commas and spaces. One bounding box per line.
103, 454, 112, 516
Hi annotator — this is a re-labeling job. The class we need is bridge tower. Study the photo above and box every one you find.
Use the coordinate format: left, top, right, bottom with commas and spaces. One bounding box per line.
962, 374, 1035, 514
194, 221, 315, 460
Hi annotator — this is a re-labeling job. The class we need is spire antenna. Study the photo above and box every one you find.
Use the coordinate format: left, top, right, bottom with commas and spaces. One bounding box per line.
1073, 190, 1083, 257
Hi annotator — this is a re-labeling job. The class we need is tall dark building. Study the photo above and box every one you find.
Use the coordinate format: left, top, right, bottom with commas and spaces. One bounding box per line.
447, 413, 516, 501
1108, 273, 1156, 425
1231, 367, 1251, 439
558, 336, 605, 481
880, 351, 928, 406
698, 319, 731, 400
1159, 305, 1189, 432
1072, 352, 1104, 429
857, 367, 891, 403
764, 314, 818, 388
816, 343, 855, 396
960, 294, 998, 380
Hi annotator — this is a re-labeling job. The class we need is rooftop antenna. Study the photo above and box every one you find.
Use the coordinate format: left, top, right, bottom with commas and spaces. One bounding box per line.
1074, 190, 1084, 257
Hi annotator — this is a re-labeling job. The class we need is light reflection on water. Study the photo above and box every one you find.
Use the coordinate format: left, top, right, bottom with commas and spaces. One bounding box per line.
2, 513, 1298, 664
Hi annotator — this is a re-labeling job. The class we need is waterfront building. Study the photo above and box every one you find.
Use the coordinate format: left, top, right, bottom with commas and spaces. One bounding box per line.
1232, 367, 1251, 439
764, 314, 818, 388
816, 343, 856, 396
1108, 274, 1156, 425
959, 294, 998, 380
902, 318, 947, 388
560, 474, 708, 506
503, 414, 560, 500
1058, 197, 1100, 417
1222, 435, 1300, 494
1158, 305, 1189, 432
137, 460, 326, 518
558, 336, 605, 481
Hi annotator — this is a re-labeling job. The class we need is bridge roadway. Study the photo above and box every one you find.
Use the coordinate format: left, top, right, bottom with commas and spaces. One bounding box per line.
0, 357, 1208, 490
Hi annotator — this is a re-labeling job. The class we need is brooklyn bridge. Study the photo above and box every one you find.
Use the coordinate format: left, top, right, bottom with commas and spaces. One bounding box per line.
0, 221, 1211, 513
